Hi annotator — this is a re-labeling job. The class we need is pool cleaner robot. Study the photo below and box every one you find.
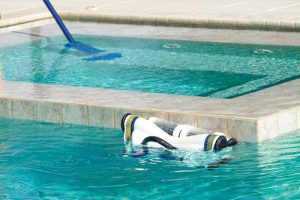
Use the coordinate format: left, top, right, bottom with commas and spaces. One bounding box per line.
121, 113, 237, 151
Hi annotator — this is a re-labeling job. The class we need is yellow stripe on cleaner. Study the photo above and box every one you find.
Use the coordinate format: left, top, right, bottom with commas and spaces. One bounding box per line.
124, 114, 146, 141
125, 115, 136, 141
205, 134, 218, 151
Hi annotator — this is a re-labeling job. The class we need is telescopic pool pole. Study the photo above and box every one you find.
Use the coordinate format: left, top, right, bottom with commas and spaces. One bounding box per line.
43, 0, 75, 43
42, 0, 122, 60
42, 0, 102, 54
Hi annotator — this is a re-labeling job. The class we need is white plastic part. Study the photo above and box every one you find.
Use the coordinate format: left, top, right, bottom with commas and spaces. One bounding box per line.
125, 116, 224, 151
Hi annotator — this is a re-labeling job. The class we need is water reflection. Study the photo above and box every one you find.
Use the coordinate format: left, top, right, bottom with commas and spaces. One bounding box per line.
123, 144, 233, 169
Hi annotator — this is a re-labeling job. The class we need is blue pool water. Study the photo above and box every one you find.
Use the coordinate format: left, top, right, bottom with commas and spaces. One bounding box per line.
0, 35, 300, 98
0, 118, 299, 199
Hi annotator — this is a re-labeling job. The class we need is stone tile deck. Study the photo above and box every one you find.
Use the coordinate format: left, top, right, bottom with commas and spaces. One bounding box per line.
1, 0, 300, 31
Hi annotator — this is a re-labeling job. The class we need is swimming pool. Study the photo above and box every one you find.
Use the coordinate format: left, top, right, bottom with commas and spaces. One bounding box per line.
0, 118, 299, 199
0, 35, 300, 98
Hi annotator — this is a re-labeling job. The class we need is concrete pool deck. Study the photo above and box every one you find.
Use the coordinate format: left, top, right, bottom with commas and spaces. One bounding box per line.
1, 0, 300, 32
0, 22, 300, 143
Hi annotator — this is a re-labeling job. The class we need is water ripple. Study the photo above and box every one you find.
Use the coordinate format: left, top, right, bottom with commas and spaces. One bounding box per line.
0, 119, 299, 199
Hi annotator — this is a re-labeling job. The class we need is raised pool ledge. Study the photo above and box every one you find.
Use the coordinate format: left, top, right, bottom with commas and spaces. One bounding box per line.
0, 80, 299, 143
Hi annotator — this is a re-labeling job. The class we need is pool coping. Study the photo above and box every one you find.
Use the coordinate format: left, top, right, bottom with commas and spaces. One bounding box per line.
0, 22, 300, 143
0, 76, 299, 143
61, 12, 300, 32
1, 9, 300, 32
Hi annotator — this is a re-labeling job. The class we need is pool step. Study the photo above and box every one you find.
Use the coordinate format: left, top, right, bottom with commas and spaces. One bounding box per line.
0, 80, 299, 143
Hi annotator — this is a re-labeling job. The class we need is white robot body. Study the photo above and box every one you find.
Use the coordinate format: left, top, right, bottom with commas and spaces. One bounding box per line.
121, 114, 236, 151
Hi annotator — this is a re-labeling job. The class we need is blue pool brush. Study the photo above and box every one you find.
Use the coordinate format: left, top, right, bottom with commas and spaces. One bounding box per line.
43, 0, 122, 60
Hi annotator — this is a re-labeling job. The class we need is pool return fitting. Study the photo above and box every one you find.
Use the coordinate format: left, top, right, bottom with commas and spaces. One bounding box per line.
121, 113, 237, 151
43, 0, 122, 61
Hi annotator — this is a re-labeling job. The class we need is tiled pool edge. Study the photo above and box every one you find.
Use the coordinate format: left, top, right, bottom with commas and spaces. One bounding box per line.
1, 11, 300, 32
0, 97, 259, 142
62, 12, 300, 32
0, 80, 299, 143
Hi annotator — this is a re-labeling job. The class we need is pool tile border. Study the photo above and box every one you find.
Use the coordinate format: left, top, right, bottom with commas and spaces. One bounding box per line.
0, 98, 11, 118
88, 106, 114, 128
63, 104, 89, 126
297, 107, 300, 128
198, 116, 228, 135
11, 100, 37, 121
1, 10, 300, 32
257, 114, 279, 140
0, 79, 299, 143
227, 118, 257, 143
37, 102, 64, 124
277, 108, 298, 136
60, 12, 300, 32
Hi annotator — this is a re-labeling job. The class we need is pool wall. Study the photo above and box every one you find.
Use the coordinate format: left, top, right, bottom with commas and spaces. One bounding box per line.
0, 79, 299, 143
0, 22, 300, 143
